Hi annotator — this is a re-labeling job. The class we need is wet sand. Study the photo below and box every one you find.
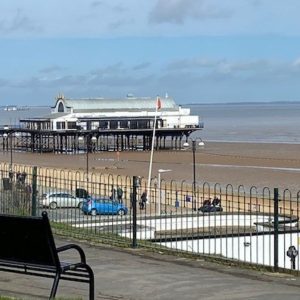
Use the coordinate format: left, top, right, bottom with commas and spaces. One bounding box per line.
1, 141, 300, 192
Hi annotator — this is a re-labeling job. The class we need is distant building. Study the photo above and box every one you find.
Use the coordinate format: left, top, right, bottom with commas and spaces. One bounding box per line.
3, 105, 17, 111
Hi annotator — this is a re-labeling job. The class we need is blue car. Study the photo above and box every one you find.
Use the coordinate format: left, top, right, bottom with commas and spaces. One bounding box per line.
82, 197, 128, 216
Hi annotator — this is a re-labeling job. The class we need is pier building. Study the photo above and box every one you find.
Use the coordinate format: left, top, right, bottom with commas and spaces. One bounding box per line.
2, 94, 203, 153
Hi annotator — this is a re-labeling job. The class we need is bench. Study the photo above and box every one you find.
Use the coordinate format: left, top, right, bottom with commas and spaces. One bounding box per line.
0, 211, 94, 300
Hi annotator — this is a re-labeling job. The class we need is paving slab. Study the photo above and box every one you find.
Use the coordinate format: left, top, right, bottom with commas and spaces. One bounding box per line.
0, 237, 300, 299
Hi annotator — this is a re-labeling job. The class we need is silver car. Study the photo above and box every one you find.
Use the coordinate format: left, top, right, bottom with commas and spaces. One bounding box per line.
40, 192, 84, 209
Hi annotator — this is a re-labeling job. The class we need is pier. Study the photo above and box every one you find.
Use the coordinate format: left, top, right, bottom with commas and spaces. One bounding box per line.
0, 126, 202, 153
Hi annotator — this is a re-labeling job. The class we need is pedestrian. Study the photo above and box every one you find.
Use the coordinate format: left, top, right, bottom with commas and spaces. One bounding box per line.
117, 186, 123, 203
110, 187, 116, 200
130, 192, 133, 209
139, 191, 147, 210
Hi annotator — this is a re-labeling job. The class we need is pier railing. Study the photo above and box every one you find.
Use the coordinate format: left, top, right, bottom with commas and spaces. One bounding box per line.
0, 163, 300, 275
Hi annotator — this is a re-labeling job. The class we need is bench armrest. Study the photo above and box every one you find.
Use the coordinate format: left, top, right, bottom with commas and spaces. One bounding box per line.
56, 244, 87, 264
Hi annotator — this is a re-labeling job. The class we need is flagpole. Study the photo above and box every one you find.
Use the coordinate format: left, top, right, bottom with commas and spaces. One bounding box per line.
146, 97, 159, 201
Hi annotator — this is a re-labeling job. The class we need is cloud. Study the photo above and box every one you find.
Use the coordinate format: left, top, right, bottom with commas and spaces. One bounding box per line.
166, 57, 274, 74
88, 62, 154, 86
90, 1, 104, 8
132, 62, 151, 71
250, 0, 263, 7
39, 66, 65, 74
112, 4, 127, 13
15, 62, 154, 92
0, 78, 9, 87
88, 73, 154, 87
0, 1, 298, 38
166, 58, 220, 71
16, 75, 87, 89
7, 54, 300, 105
0, 9, 40, 34
107, 18, 133, 30
90, 62, 125, 76
149, 0, 232, 24
163, 56, 300, 86
292, 58, 300, 68
90, 1, 126, 12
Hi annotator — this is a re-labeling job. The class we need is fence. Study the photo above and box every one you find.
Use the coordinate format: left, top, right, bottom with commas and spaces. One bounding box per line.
0, 162, 300, 275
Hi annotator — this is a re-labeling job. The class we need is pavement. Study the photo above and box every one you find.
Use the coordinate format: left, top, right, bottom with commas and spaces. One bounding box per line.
1, 237, 300, 300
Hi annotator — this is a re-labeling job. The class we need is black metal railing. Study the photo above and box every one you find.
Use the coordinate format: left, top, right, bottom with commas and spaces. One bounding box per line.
0, 163, 300, 275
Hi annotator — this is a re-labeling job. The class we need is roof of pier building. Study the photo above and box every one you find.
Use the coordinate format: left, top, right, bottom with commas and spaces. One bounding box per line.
52, 94, 178, 114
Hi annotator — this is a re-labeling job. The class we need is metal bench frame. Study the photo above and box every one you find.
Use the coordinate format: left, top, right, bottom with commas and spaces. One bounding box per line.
0, 211, 94, 300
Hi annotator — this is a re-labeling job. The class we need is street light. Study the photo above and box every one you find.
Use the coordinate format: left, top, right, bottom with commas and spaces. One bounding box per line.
183, 138, 205, 211
157, 169, 172, 215
3, 132, 13, 172
78, 135, 97, 183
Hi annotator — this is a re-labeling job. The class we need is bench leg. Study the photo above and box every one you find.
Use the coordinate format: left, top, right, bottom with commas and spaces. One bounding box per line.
50, 273, 60, 299
86, 264, 95, 300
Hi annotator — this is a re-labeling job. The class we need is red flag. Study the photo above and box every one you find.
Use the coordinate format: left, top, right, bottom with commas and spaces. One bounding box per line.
156, 97, 161, 110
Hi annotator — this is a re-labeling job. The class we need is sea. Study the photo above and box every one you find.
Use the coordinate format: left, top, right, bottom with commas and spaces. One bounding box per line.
1, 103, 300, 144
190, 102, 300, 144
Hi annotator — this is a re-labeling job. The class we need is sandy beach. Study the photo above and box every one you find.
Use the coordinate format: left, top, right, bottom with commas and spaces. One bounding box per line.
1, 141, 300, 193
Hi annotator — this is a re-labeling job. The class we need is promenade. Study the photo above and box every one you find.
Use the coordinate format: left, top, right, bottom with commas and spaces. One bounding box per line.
1, 237, 300, 300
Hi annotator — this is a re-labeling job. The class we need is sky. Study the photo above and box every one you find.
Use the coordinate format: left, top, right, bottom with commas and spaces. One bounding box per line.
1, 0, 300, 106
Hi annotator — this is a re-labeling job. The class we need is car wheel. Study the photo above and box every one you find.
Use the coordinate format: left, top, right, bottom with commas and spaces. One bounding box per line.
78, 201, 83, 209
117, 209, 125, 216
49, 202, 57, 209
91, 209, 97, 216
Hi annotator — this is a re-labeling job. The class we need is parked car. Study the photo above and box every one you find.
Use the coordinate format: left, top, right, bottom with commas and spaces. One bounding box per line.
82, 197, 128, 216
75, 188, 89, 199
40, 192, 85, 209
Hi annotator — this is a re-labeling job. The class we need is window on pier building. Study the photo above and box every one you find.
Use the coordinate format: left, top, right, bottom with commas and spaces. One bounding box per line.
57, 122, 66, 130
157, 119, 163, 128
91, 121, 98, 130
67, 122, 77, 129
58, 102, 64, 112
34, 123, 41, 130
130, 121, 138, 129
119, 120, 129, 129
110, 120, 118, 129
99, 121, 108, 129
137, 120, 148, 129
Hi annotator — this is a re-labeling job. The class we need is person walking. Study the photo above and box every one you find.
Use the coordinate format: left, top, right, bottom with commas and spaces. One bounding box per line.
117, 186, 123, 203
110, 187, 116, 200
139, 191, 147, 210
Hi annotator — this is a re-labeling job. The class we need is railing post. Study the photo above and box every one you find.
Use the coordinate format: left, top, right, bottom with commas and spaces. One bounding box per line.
132, 176, 138, 248
274, 187, 279, 272
31, 166, 37, 216
192, 140, 196, 211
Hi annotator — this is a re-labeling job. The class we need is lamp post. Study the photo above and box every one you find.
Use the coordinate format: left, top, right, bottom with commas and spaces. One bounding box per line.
192, 140, 196, 211
3, 132, 13, 172
183, 138, 205, 211
78, 135, 97, 183
157, 169, 172, 215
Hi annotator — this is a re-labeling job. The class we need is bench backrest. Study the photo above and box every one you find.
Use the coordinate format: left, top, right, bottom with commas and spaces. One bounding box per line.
0, 212, 60, 268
